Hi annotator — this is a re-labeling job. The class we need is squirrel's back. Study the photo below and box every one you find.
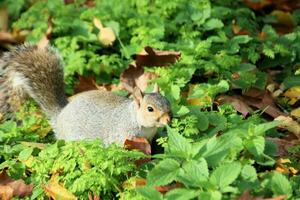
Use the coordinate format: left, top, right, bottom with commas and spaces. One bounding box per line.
55, 90, 148, 145
0, 44, 67, 121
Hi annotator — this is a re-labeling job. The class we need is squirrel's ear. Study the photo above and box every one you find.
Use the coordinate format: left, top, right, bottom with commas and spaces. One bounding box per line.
152, 83, 160, 93
133, 87, 144, 107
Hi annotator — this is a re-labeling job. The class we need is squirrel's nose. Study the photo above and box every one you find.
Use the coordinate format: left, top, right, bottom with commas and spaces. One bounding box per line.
160, 113, 171, 125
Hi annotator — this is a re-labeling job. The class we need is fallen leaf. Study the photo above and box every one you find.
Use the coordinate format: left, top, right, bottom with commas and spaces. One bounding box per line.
122, 178, 146, 189
271, 10, 294, 27
124, 137, 151, 155
38, 17, 53, 49
0, 171, 33, 198
283, 86, 300, 105
0, 32, 16, 44
266, 137, 299, 157
88, 193, 101, 200
275, 116, 300, 138
44, 175, 77, 200
217, 95, 253, 117
124, 137, 151, 166
20, 141, 48, 150
237, 190, 287, 200
275, 158, 298, 175
243, 90, 286, 118
74, 76, 98, 93
120, 63, 158, 92
243, 0, 272, 10
134, 46, 181, 67
291, 107, 300, 118
0, 185, 13, 200
93, 17, 116, 46
155, 183, 183, 194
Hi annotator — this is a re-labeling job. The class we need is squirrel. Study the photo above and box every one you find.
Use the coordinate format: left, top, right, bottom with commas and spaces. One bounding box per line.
0, 44, 172, 145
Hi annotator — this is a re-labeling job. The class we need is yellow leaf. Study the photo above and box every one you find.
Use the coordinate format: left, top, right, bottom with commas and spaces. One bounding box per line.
98, 27, 116, 46
291, 107, 300, 118
20, 141, 48, 150
93, 17, 103, 30
44, 175, 77, 200
283, 86, 300, 105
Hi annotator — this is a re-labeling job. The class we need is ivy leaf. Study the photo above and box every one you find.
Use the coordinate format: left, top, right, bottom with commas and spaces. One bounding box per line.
209, 162, 241, 190
147, 158, 180, 186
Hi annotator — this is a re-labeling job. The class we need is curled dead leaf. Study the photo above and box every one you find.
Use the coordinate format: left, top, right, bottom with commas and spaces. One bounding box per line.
134, 46, 181, 67
0, 171, 33, 199
275, 116, 300, 138
124, 137, 151, 166
217, 95, 253, 117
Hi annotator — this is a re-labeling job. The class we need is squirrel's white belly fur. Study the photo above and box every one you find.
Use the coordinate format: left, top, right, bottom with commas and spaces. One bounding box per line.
55, 90, 157, 146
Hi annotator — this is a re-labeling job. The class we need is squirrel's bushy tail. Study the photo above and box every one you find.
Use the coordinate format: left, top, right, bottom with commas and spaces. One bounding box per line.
0, 44, 68, 120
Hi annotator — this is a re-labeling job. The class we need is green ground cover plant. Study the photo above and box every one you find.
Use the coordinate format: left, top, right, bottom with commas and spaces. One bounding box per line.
1, 0, 300, 199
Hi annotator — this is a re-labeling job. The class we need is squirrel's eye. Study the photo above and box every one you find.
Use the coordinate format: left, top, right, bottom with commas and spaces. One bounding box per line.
147, 106, 154, 112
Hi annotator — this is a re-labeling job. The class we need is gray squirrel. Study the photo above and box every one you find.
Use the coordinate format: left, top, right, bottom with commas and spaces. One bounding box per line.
0, 44, 171, 145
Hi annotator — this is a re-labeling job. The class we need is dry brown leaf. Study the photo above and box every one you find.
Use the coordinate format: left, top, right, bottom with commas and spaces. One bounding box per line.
134, 46, 181, 67
0, 185, 13, 200
275, 116, 300, 138
0, 32, 16, 44
122, 178, 146, 189
243, 0, 272, 10
155, 183, 183, 194
88, 193, 101, 200
124, 137, 151, 166
38, 18, 53, 49
266, 137, 299, 157
44, 175, 77, 200
74, 76, 98, 93
237, 191, 287, 200
271, 10, 294, 27
217, 95, 253, 117
124, 137, 151, 155
0, 171, 33, 198
242, 90, 286, 118
120, 63, 158, 93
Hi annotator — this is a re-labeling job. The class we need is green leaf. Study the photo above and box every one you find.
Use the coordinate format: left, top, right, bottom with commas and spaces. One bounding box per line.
177, 158, 209, 187
271, 172, 292, 197
199, 191, 222, 200
210, 162, 241, 190
18, 147, 34, 161
241, 165, 257, 182
231, 63, 256, 72
165, 188, 199, 200
254, 121, 281, 135
147, 159, 180, 186
199, 134, 243, 167
232, 35, 252, 44
166, 127, 192, 158
204, 18, 224, 30
136, 186, 163, 200
283, 76, 300, 89
171, 84, 181, 100
245, 136, 265, 157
